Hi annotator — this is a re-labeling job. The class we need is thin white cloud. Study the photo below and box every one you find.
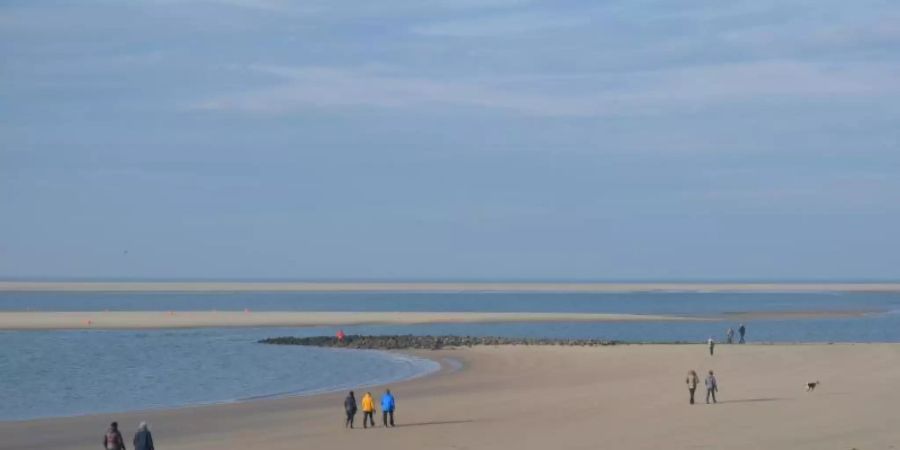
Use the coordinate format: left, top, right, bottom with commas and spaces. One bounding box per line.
722, 16, 900, 52
148, 0, 535, 16
149, 0, 307, 13
193, 61, 900, 117
701, 172, 900, 213
412, 11, 589, 37
193, 66, 592, 116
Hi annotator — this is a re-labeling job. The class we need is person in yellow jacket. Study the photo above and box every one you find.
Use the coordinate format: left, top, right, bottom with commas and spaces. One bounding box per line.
361, 392, 376, 428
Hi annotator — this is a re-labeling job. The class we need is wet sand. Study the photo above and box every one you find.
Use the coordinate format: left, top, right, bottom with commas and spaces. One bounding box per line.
0, 311, 699, 330
2, 281, 900, 292
2, 344, 898, 450
721, 310, 882, 320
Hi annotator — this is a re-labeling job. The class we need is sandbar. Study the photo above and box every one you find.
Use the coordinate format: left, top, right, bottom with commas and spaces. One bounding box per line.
0, 311, 700, 330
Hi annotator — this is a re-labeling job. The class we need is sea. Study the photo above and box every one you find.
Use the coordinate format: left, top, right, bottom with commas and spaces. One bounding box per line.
2, 290, 899, 421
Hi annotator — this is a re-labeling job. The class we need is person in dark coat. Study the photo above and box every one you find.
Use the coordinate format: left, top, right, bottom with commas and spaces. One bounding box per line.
103, 422, 126, 450
738, 324, 747, 343
344, 391, 358, 428
133, 422, 154, 450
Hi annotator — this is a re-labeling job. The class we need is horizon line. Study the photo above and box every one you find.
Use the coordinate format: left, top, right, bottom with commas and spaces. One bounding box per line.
2, 280, 900, 293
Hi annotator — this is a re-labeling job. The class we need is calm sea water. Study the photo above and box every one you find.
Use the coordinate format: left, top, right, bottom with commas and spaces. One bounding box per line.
2, 291, 899, 421
0, 327, 439, 421
2, 290, 899, 316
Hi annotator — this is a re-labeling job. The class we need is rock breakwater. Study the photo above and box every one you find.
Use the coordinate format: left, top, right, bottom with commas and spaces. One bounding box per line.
259, 335, 620, 350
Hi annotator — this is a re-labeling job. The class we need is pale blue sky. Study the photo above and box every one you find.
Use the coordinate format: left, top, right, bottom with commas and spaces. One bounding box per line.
1, 0, 899, 280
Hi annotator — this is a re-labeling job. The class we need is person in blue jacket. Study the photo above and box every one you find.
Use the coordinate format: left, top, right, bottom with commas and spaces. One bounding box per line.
381, 389, 396, 427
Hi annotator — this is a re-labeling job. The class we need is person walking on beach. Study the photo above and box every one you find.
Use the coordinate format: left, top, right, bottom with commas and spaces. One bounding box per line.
381, 389, 396, 427
705, 370, 718, 404
344, 391, 358, 429
133, 422, 154, 450
686, 370, 700, 404
708, 337, 715, 356
361, 392, 376, 428
726, 328, 735, 344
103, 422, 126, 450
738, 324, 746, 343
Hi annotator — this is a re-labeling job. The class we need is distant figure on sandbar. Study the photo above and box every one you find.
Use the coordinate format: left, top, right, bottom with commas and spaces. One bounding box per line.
708, 337, 715, 356
133, 422, 154, 450
686, 370, 700, 404
726, 328, 735, 344
381, 389, 396, 427
705, 370, 718, 404
361, 392, 376, 428
103, 422, 126, 450
344, 391, 358, 429
738, 323, 746, 344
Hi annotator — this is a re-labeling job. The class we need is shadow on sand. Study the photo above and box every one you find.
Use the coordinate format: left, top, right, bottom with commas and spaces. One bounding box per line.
718, 397, 786, 404
394, 419, 476, 428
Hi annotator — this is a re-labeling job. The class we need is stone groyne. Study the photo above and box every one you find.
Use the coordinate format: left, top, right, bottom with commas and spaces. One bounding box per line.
259, 335, 620, 350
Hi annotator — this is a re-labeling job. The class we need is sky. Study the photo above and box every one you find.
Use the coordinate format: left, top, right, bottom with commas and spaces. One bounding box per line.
1, 0, 899, 281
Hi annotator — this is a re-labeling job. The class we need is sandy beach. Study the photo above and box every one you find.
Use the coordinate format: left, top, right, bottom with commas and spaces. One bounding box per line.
3, 281, 900, 292
0, 311, 699, 330
3, 344, 898, 450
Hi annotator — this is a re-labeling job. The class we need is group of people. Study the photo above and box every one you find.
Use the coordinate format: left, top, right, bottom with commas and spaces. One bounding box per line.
693, 325, 743, 404
707, 323, 747, 356
98, 389, 397, 449
344, 389, 396, 429
685, 370, 718, 404
102, 421, 154, 450
726, 323, 747, 345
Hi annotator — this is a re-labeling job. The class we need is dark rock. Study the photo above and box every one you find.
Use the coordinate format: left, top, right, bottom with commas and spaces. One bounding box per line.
259, 335, 620, 349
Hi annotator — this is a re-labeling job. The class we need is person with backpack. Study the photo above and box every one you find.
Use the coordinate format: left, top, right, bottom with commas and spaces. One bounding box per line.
103, 422, 126, 450
361, 392, 376, 428
381, 389, 396, 427
132, 422, 154, 450
344, 391, 358, 428
705, 370, 719, 404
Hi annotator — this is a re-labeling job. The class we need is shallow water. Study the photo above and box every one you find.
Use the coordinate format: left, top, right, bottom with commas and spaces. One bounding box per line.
0, 327, 438, 421
2, 290, 899, 315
